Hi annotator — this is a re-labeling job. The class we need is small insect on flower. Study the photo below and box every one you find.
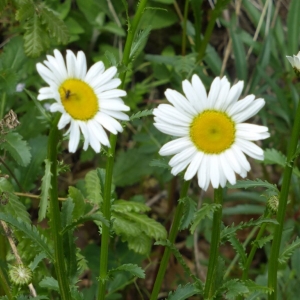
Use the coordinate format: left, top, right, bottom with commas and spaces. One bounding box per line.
154, 75, 270, 191
9, 264, 32, 285
36, 49, 130, 153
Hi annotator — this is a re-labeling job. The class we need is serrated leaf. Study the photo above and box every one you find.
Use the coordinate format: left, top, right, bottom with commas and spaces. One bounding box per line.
127, 234, 151, 255
180, 196, 196, 230
243, 279, 273, 295
190, 203, 222, 233
130, 109, 153, 121
112, 199, 150, 213
112, 211, 143, 237
68, 187, 85, 221
254, 234, 273, 249
109, 263, 145, 278
0, 213, 54, 261
0, 179, 30, 223
85, 170, 102, 205
227, 179, 279, 193
29, 252, 47, 271
167, 283, 200, 300
219, 279, 249, 299
263, 148, 286, 166
149, 158, 170, 169
0, 132, 31, 167
278, 237, 300, 266
40, 5, 69, 44
15, 0, 34, 22
221, 218, 278, 241
130, 26, 151, 61
23, 13, 49, 57
229, 235, 246, 265
38, 159, 52, 222
39, 276, 59, 291
121, 211, 167, 240
61, 198, 74, 228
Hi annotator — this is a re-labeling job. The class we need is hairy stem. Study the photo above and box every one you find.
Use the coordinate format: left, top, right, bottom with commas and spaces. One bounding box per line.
97, 1, 148, 299
268, 101, 300, 299
48, 115, 72, 300
204, 187, 223, 299
150, 180, 190, 300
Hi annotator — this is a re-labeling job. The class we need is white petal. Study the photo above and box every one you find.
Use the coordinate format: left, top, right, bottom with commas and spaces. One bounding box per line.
66, 50, 77, 78
191, 74, 207, 110
99, 89, 126, 98
95, 78, 121, 94
210, 155, 220, 188
53, 49, 68, 78
87, 120, 110, 147
214, 77, 230, 110
36, 63, 60, 87
95, 112, 123, 134
154, 123, 189, 137
197, 155, 210, 191
184, 152, 204, 180
58, 113, 71, 129
78, 121, 89, 150
68, 121, 80, 153
169, 147, 197, 167
286, 56, 295, 67
207, 77, 221, 108
100, 100, 129, 111
224, 81, 244, 111
219, 153, 236, 185
227, 95, 255, 116
236, 123, 270, 141
85, 61, 105, 83
50, 103, 64, 113
231, 144, 251, 172
159, 137, 194, 156
224, 148, 242, 174
75, 51, 87, 79
170, 159, 190, 176
44, 56, 66, 83
154, 104, 192, 124
90, 67, 117, 90
235, 139, 264, 160
233, 99, 265, 123
182, 79, 202, 111
101, 109, 129, 121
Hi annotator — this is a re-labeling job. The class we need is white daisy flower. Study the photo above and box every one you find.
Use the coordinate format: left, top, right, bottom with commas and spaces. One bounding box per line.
286, 51, 300, 70
153, 75, 270, 191
36, 49, 129, 153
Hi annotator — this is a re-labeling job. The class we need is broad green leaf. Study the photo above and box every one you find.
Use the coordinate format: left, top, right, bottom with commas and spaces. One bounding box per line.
227, 179, 279, 193
190, 203, 222, 233
264, 148, 286, 166
180, 196, 197, 230
38, 159, 52, 222
112, 212, 143, 237
112, 199, 150, 213
68, 187, 85, 220
0, 213, 54, 261
39, 276, 59, 291
109, 264, 145, 279
85, 170, 102, 205
0, 178, 30, 223
40, 5, 69, 44
127, 234, 151, 255
149, 158, 170, 170
0, 132, 31, 166
15, 0, 34, 22
167, 283, 199, 300
0, 68, 18, 94
102, 22, 125, 36
278, 237, 300, 266
130, 109, 153, 121
287, 0, 300, 55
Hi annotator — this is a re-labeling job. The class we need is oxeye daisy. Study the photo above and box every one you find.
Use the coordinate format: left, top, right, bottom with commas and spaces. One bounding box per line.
36, 49, 129, 153
286, 51, 300, 76
153, 75, 270, 191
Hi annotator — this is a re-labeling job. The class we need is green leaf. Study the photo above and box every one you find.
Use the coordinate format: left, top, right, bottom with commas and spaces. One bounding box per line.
0, 213, 54, 261
229, 235, 246, 265
0, 0, 8, 13
0, 132, 31, 166
29, 252, 47, 271
15, 0, 34, 22
68, 187, 85, 221
23, 13, 49, 57
287, 0, 300, 55
38, 159, 52, 222
40, 5, 69, 44
219, 279, 249, 299
243, 279, 273, 295
180, 196, 197, 230
227, 179, 279, 193
126, 234, 151, 255
253, 234, 273, 249
130, 109, 153, 121
112, 212, 143, 237
278, 237, 300, 266
190, 203, 222, 233
130, 26, 151, 61
85, 170, 102, 205
109, 264, 145, 279
0, 178, 30, 223
167, 283, 200, 300
263, 148, 286, 166
39, 276, 59, 291
149, 158, 170, 170
0, 69, 18, 95
112, 199, 150, 213
61, 198, 74, 228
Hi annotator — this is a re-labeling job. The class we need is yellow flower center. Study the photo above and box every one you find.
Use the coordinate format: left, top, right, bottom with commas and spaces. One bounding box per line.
190, 110, 235, 154
58, 79, 99, 120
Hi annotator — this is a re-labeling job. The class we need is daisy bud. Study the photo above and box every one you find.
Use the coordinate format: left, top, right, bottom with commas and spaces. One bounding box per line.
267, 195, 279, 215
9, 264, 32, 285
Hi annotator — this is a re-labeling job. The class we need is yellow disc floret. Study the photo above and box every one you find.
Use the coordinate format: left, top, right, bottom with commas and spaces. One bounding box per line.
190, 110, 235, 154
59, 79, 99, 120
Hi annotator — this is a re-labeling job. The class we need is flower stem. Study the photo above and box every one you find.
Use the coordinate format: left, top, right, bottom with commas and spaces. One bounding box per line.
48, 115, 72, 300
97, 1, 148, 299
150, 180, 190, 300
0, 259, 12, 300
268, 101, 300, 299
204, 187, 223, 299
181, 0, 189, 56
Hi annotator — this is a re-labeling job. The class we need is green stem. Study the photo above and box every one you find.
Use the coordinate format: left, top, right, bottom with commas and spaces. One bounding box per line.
97, 1, 148, 299
0, 265, 12, 300
0, 93, 6, 120
48, 115, 72, 300
197, 0, 230, 62
268, 101, 300, 299
150, 180, 190, 300
204, 187, 223, 299
181, 0, 189, 56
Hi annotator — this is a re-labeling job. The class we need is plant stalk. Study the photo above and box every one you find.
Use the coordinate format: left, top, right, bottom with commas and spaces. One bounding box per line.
150, 180, 190, 300
268, 100, 300, 299
204, 187, 223, 299
48, 115, 72, 300
97, 1, 148, 299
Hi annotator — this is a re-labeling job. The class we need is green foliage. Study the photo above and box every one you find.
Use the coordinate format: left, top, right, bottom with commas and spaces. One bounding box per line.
38, 159, 52, 222
130, 26, 152, 61
180, 196, 197, 230
190, 203, 222, 233
218, 279, 249, 299
167, 283, 200, 300
229, 235, 247, 266
39, 276, 59, 291
264, 148, 286, 166
108, 263, 145, 279
227, 179, 279, 194
129, 109, 153, 121
85, 170, 102, 205
0, 132, 31, 167
278, 237, 300, 266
